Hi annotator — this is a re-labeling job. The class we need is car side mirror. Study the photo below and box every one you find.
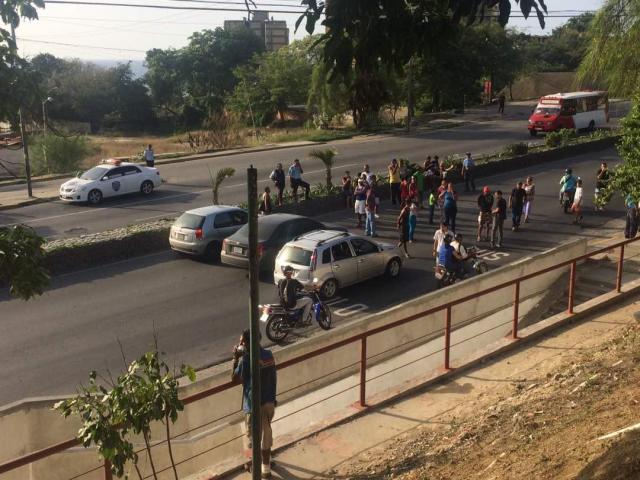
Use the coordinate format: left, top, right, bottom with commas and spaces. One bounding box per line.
101, 176, 108, 181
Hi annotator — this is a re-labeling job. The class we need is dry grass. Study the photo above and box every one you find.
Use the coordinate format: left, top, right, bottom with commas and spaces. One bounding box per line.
83, 135, 190, 167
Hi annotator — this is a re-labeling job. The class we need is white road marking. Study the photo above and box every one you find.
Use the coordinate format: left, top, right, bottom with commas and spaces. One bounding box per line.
334, 303, 369, 317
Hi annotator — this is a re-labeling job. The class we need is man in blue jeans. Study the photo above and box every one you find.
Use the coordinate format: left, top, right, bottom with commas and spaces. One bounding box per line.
232, 330, 277, 478
365, 187, 378, 237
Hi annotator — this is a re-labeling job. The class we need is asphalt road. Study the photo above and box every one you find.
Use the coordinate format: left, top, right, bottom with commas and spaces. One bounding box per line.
0, 109, 543, 240
0, 147, 626, 407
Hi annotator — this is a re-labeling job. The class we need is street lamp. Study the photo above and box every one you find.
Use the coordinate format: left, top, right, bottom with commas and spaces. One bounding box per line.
42, 96, 53, 170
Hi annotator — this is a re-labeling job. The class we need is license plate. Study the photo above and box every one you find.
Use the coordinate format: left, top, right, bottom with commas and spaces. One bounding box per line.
260, 313, 269, 322
174, 233, 185, 240
233, 246, 244, 255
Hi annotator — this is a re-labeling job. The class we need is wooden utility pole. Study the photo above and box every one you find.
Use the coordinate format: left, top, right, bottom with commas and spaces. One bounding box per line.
10, 25, 33, 197
247, 166, 261, 480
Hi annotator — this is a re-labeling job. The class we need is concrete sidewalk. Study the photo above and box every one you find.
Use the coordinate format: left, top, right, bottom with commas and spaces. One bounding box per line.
217, 294, 639, 480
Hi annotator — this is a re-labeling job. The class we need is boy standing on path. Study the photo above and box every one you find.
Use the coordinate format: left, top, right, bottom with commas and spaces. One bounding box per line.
476, 186, 494, 242
491, 190, 507, 248
509, 181, 527, 231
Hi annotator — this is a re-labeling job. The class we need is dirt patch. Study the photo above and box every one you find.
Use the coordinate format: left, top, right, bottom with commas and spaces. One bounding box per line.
337, 321, 640, 480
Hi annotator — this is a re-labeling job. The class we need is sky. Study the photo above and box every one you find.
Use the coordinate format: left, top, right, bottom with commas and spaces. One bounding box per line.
11, 0, 606, 63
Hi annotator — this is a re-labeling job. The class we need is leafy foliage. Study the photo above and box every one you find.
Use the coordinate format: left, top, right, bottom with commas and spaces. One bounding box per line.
545, 128, 577, 148
503, 142, 529, 156
598, 95, 640, 206
179, 113, 242, 153
209, 167, 236, 205
308, 148, 337, 188
0, 225, 49, 300
55, 347, 196, 479
29, 134, 97, 175
578, 0, 640, 97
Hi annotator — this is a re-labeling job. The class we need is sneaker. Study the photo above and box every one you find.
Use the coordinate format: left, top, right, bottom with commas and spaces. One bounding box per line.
477, 236, 481, 242
497, 243, 502, 248
512, 227, 516, 231
490, 243, 495, 248
404, 253, 411, 259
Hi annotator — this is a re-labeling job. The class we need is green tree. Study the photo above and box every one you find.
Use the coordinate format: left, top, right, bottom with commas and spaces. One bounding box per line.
209, 166, 235, 205
306, 62, 351, 127
308, 148, 337, 188
297, 1, 547, 127
228, 37, 318, 125
0, 225, 49, 300
578, 0, 640, 97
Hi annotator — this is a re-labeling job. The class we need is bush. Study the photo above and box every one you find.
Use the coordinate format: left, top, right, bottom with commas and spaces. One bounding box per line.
503, 142, 529, 156
29, 134, 96, 175
546, 128, 577, 148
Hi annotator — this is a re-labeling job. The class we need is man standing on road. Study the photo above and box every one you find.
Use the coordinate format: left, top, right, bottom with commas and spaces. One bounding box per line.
269, 163, 286, 206
365, 185, 378, 237
461, 152, 476, 192
625, 194, 638, 238
232, 329, 277, 479
595, 162, 610, 211
498, 93, 506, 115
288, 159, 310, 202
491, 190, 507, 248
476, 186, 494, 242
412, 166, 426, 208
509, 181, 526, 231
143, 144, 155, 168
388, 159, 401, 206
432, 222, 449, 265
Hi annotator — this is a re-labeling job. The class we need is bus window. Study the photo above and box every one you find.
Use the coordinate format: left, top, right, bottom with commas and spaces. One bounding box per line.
586, 96, 598, 112
561, 99, 577, 116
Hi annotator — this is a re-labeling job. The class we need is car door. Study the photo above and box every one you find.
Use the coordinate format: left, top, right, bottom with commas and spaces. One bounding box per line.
102, 167, 125, 198
228, 210, 248, 237
212, 211, 237, 240
330, 241, 358, 286
120, 165, 142, 193
350, 238, 384, 280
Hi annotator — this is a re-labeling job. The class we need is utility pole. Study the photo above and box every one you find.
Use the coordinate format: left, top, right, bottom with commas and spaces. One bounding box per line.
247, 165, 261, 480
11, 25, 33, 197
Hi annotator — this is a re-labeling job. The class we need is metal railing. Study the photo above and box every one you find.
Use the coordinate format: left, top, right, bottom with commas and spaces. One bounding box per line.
1, 235, 636, 480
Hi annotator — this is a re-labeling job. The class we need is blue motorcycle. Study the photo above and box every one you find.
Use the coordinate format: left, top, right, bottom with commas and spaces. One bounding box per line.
260, 290, 332, 342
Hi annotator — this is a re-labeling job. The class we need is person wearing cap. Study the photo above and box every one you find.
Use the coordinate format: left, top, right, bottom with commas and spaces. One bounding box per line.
461, 152, 476, 192
476, 186, 494, 242
232, 329, 277, 478
277, 265, 312, 322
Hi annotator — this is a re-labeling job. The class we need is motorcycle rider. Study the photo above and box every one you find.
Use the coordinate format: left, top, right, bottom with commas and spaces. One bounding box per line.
451, 233, 474, 277
438, 233, 464, 279
559, 168, 577, 212
277, 265, 312, 323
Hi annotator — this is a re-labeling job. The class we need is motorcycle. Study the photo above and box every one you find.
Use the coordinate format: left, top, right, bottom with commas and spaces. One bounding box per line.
260, 290, 332, 342
435, 247, 488, 289
466, 246, 489, 274
561, 190, 575, 214
434, 264, 458, 288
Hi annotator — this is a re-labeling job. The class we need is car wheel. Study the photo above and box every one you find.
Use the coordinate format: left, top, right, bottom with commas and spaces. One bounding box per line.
140, 180, 154, 195
87, 189, 102, 205
320, 278, 338, 299
385, 257, 402, 278
204, 241, 221, 262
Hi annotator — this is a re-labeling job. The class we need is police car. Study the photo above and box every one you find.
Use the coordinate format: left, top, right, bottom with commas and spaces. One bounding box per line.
59, 159, 162, 205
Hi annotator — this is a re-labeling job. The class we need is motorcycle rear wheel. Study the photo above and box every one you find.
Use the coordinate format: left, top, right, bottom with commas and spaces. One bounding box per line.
317, 305, 332, 330
265, 315, 289, 342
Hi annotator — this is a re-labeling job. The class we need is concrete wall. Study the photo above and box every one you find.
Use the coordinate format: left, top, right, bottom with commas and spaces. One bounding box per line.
0, 239, 587, 479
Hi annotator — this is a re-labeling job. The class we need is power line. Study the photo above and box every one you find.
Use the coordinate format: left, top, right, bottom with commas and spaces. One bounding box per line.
44, 0, 306, 13
16, 37, 148, 53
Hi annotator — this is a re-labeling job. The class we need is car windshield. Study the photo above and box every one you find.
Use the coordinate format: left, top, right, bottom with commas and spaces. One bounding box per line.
534, 107, 560, 115
235, 220, 282, 242
278, 246, 313, 266
174, 213, 205, 229
80, 166, 109, 180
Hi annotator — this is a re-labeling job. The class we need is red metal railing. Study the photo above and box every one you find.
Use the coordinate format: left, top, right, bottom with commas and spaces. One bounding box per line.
1, 236, 637, 479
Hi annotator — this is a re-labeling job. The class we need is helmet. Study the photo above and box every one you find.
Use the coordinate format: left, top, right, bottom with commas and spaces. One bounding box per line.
283, 265, 294, 274
565, 168, 572, 174
454, 233, 463, 241
444, 233, 453, 243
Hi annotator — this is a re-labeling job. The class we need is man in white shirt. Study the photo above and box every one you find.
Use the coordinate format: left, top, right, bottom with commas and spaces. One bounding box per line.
432, 222, 449, 265
143, 144, 155, 167
571, 178, 584, 225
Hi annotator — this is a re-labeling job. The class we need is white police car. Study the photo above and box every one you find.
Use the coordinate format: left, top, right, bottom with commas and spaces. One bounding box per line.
59, 159, 162, 205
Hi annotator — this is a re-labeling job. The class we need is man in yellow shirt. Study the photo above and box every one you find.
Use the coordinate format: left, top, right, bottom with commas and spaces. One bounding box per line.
388, 158, 401, 206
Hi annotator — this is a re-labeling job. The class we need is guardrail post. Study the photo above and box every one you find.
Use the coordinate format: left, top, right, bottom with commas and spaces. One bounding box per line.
568, 261, 577, 314
512, 280, 520, 339
359, 336, 367, 407
444, 306, 452, 370
104, 460, 113, 480
616, 244, 625, 293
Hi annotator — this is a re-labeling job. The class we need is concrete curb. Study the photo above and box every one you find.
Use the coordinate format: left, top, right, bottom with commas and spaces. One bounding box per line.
0, 195, 59, 211
206, 277, 640, 480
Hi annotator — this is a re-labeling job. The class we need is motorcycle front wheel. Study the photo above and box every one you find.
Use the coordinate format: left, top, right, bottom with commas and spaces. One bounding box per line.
265, 315, 289, 342
316, 305, 332, 330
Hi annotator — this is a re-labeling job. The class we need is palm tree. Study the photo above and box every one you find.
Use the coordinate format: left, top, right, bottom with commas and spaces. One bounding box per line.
308, 148, 337, 189
208, 166, 235, 205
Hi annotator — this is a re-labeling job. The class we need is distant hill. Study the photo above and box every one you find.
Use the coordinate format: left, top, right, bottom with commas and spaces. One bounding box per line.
91, 59, 147, 78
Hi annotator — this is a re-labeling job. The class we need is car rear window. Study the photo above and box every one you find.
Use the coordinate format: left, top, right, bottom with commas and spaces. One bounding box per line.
174, 213, 205, 229
279, 246, 313, 266
235, 220, 282, 242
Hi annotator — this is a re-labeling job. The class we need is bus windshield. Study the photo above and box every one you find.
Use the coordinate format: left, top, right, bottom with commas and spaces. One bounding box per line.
535, 106, 560, 116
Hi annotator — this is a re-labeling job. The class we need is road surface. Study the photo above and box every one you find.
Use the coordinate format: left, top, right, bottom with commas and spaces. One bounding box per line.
0, 147, 625, 407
